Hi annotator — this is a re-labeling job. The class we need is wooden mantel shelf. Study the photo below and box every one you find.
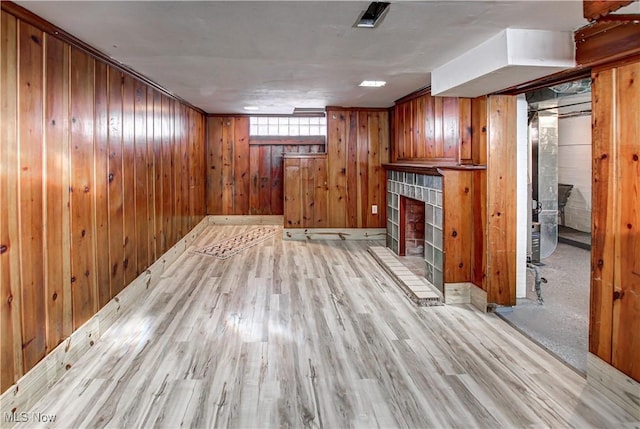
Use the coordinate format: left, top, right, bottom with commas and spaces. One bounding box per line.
382, 162, 486, 174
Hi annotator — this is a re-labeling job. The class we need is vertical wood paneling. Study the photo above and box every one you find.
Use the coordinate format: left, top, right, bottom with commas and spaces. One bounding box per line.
44, 35, 72, 347
69, 47, 97, 328
357, 112, 370, 228
221, 118, 234, 214
347, 112, 359, 228
471, 96, 487, 165
443, 170, 472, 283
18, 21, 47, 371
180, 105, 190, 235
161, 96, 173, 251
327, 111, 348, 227
271, 145, 284, 215
611, 61, 640, 381
122, 75, 136, 285
459, 98, 472, 163
284, 159, 301, 227
1, 9, 207, 389
485, 95, 517, 306
249, 144, 261, 214
258, 145, 272, 214
325, 109, 389, 228
207, 117, 223, 215
393, 92, 469, 164
234, 117, 250, 215
313, 157, 328, 227
472, 170, 487, 290
93, 61, 110, 309
442, 98, 459, 159
283, 155, 328, 228
134, 80, 149, 273
153, 90, 163, 259
590, 68, 615, 362
108, 68, 125, 298
1, 11, 24, 392
146, 87, 155, 259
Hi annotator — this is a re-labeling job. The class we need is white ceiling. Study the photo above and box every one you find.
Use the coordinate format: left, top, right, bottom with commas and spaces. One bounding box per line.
17, 1, 588, 114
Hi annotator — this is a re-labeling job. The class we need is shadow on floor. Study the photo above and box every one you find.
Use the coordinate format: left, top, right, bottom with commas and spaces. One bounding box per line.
498, 242, 590, 374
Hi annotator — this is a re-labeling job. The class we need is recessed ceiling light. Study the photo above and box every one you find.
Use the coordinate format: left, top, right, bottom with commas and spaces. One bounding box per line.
359, 80, 387, 88
243, 106, 259, 111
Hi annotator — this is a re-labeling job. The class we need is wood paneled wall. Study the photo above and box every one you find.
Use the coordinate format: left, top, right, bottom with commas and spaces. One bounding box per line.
442, 170, 473, 283
392, 92, 472, 164
590, 60, 640, 382
283, 154, 328, 228
206, 117, 325, 216
0, 10, 206, 392
326, 108, 390, 228
484, 96, 517, 306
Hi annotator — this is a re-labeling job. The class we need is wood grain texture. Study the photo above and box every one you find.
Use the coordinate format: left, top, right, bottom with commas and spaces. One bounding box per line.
583, 0, 634, 21
393, 92, 466, 163
1, 10, 24, 392
122, 75, 137, 285
591, 61, 640, 382
44, 34, 71, 348
442, 170, 472, 283
611, 61, 640, 381
206, 117, 326, 216
93, 61, 110, 310
471, 96, 487, 166
575, 21, 640, 67
485, 96, 517, 306
283, 155, 328, 228
326, 108, 390, 228
12, 223, 640, 428
108, 68, 125, 298
0, 9, 207, 390
69, 47, 97, 329
134, 80, 149, 274
590, 68, 616, 363
18, 20, 47, 373
471, 170, 487, 290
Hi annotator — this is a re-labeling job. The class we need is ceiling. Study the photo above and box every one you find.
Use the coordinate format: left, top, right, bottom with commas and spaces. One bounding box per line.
17, 1, 589, 114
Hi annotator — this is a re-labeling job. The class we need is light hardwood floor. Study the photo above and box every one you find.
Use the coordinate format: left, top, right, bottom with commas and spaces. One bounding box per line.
10, 225, 640, 428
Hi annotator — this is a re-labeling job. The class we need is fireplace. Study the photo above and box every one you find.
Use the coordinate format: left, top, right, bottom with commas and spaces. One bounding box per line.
401, 196, 425, 256
387, 171, 444, 292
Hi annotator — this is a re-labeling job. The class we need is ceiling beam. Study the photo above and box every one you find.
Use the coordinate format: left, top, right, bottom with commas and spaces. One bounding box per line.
575, 21, 640, 66
584, 0, 635, 21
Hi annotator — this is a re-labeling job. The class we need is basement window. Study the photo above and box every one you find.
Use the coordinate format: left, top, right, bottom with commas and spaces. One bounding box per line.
249, 116, 326, 137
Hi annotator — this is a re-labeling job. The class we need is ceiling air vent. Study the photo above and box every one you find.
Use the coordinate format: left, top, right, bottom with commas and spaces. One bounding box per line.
355, 2, 391, 28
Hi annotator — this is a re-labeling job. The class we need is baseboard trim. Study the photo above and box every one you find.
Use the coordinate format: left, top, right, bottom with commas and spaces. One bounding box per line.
444, 283, 471, 304
208, 215, 284, 225
0, 217, 210, 415
586, 353, 640, 420
283, 228, 386, 241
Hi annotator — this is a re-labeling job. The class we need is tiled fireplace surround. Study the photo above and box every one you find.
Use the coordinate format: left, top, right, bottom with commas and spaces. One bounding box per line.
386, 171, 444, 292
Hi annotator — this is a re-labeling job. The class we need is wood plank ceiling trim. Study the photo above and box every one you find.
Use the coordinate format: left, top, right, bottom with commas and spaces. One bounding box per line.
583, 0, 635, 21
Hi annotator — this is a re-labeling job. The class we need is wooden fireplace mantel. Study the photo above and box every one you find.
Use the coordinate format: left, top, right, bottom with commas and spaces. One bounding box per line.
382, 162, 486, 175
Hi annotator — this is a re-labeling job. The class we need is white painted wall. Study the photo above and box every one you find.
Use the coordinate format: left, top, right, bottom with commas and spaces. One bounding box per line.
558, 115, 592, 232
516, 95, 528, 299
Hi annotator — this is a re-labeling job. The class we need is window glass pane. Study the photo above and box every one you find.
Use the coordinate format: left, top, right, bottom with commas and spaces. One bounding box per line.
249, 115, 326, 136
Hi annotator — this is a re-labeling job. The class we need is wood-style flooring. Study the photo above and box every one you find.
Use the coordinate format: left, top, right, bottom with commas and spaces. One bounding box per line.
11, 225, 639, 428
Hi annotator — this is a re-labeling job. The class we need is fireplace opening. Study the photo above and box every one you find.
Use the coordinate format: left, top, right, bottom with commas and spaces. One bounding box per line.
401, 196, 425, 257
